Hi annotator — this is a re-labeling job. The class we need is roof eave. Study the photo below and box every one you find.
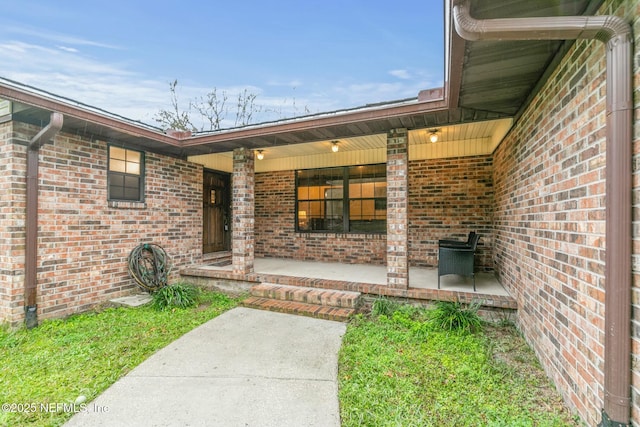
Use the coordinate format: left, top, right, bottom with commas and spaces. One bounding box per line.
0, 79, 180, 147
181, 93, 448, 148
1, 77, 452, 155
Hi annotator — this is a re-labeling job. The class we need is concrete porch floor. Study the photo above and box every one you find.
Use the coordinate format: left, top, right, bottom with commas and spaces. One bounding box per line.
183, 257, 515, 309
251, 258, 510, 296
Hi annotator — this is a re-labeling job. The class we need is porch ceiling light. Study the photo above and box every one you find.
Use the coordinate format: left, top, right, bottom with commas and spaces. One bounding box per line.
429, 129, 439, 143
256, 149, 264, 160
331, 141, 339, 153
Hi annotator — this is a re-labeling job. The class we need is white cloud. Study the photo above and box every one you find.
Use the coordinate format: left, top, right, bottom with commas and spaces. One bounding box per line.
57, 45, 79, 53
389, 69, 411, 79
4, 25, 121, 50
0, 41, 133, 77
331, 79, 432, 106
0, 35, 443, 130
266, 79, 304, 88
0, 40, 166, 125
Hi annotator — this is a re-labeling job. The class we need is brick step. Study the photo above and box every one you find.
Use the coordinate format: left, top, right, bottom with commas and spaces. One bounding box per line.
204, 251, 232, 267
241, 297, 356, 322
250, 283, 362, 309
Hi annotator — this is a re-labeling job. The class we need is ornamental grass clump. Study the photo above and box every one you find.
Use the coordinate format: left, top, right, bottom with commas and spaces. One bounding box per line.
152, 282, 200, 311
429, 299, 483, 333
371, 297, 402, 317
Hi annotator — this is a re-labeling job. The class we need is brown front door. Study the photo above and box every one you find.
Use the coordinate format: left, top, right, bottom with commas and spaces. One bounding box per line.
203, 170, 230, 253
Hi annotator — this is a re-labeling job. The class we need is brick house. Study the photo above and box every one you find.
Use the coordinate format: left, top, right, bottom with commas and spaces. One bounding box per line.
0, 0, 639, 424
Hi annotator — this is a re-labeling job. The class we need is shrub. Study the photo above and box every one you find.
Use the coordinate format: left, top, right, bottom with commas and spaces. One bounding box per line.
371, 297, 401, 317
429, 299, 483, 333
152, 283, 200, 311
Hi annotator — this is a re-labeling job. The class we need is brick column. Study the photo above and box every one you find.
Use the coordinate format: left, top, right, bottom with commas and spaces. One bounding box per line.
232, 148, 255, 274
386, 128, 409, 289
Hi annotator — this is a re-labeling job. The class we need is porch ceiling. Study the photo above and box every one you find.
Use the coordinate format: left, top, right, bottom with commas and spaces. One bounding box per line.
198, 118, 513, 162
449, 0, 603, 117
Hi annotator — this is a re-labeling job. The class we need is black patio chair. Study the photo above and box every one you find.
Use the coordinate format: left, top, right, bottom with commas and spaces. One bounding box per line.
438, 231, 476, 248
438, 232, 480, 291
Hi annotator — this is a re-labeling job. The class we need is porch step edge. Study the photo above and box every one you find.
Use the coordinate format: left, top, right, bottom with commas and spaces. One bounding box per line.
240, 297, 356, 322
202, 251, 232, 266
250, 283, 362, 309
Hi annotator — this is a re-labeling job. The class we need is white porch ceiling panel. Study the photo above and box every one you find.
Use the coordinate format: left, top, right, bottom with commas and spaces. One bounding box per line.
189, 118, 513, 173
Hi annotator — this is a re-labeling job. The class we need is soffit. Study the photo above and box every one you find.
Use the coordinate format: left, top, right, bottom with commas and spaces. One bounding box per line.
199, 118, 512, 162
180, 104, 511, 156
451, 0, 604, 116
4, 89, 511, 159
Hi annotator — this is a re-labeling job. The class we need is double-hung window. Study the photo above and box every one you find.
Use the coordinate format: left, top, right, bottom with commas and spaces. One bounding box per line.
108, 146, 144, 201
296, 164, 386, 233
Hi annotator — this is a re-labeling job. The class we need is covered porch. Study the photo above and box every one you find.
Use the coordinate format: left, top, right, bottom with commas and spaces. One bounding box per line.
181, 256, 517, 312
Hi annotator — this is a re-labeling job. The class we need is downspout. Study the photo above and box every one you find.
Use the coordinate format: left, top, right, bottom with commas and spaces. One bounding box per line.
452, 2, 632, 426
25, 112, 63, 329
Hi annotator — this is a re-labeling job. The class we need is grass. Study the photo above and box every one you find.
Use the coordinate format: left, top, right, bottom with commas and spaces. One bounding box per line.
428, 299, 483, 333
0, 290, 238, 427
339, 302, 579, 427
151, 282, 201, 311
1, 291, 579, 427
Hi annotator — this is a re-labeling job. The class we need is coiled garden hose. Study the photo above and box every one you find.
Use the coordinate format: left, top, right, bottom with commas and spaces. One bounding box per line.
127, 243, 172, 292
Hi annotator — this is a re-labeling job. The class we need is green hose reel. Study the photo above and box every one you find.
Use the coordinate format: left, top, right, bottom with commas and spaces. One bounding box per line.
127, 243, 172, 292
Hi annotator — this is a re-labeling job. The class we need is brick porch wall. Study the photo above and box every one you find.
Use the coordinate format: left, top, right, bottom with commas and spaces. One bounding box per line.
254, 170, 387, 264
0, 122, 203, 325
492, 0, 639, 424
254, 156, 495, 270
408, 155, 494, 270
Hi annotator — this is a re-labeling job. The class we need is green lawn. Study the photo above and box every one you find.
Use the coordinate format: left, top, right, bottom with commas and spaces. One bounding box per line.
1, 293, 578, 427
338, 305, 579, 427
0, 291, 238, 427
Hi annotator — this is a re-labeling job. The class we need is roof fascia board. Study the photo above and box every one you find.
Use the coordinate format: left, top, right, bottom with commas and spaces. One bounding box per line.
181, 97, 448, 148
0, 81, 180, 147
2, 78, 449, 150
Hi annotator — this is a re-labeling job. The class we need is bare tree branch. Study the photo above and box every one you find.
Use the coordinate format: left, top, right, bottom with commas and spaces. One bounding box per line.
234, 89, 259, 127
154, 80, 196, 131
191, 88, 229, 131
155, 80, 312, 131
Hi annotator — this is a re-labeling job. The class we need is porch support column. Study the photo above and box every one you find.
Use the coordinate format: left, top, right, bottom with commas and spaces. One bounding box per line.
386, 128, 409, 289
232, 147, 255, 274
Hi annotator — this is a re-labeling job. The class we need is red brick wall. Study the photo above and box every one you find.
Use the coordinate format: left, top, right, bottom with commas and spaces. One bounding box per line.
387, 128, 410, 288
232, 148, 255, 273
255, 170, 387, 264
490, 4, 632, 423
254, 155, 494, 270
1, 122, 203, 325
408, 155, 494, 270
0, 122, 26, 324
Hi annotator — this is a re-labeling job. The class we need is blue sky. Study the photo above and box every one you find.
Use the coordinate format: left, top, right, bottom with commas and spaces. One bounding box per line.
0, 1, 444, 129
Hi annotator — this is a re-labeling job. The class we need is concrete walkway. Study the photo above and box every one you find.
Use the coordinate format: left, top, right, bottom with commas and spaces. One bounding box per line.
65, 307, 346, 427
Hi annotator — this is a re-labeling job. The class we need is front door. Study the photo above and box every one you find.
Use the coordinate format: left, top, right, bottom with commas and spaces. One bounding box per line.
203, 170, 230, 253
